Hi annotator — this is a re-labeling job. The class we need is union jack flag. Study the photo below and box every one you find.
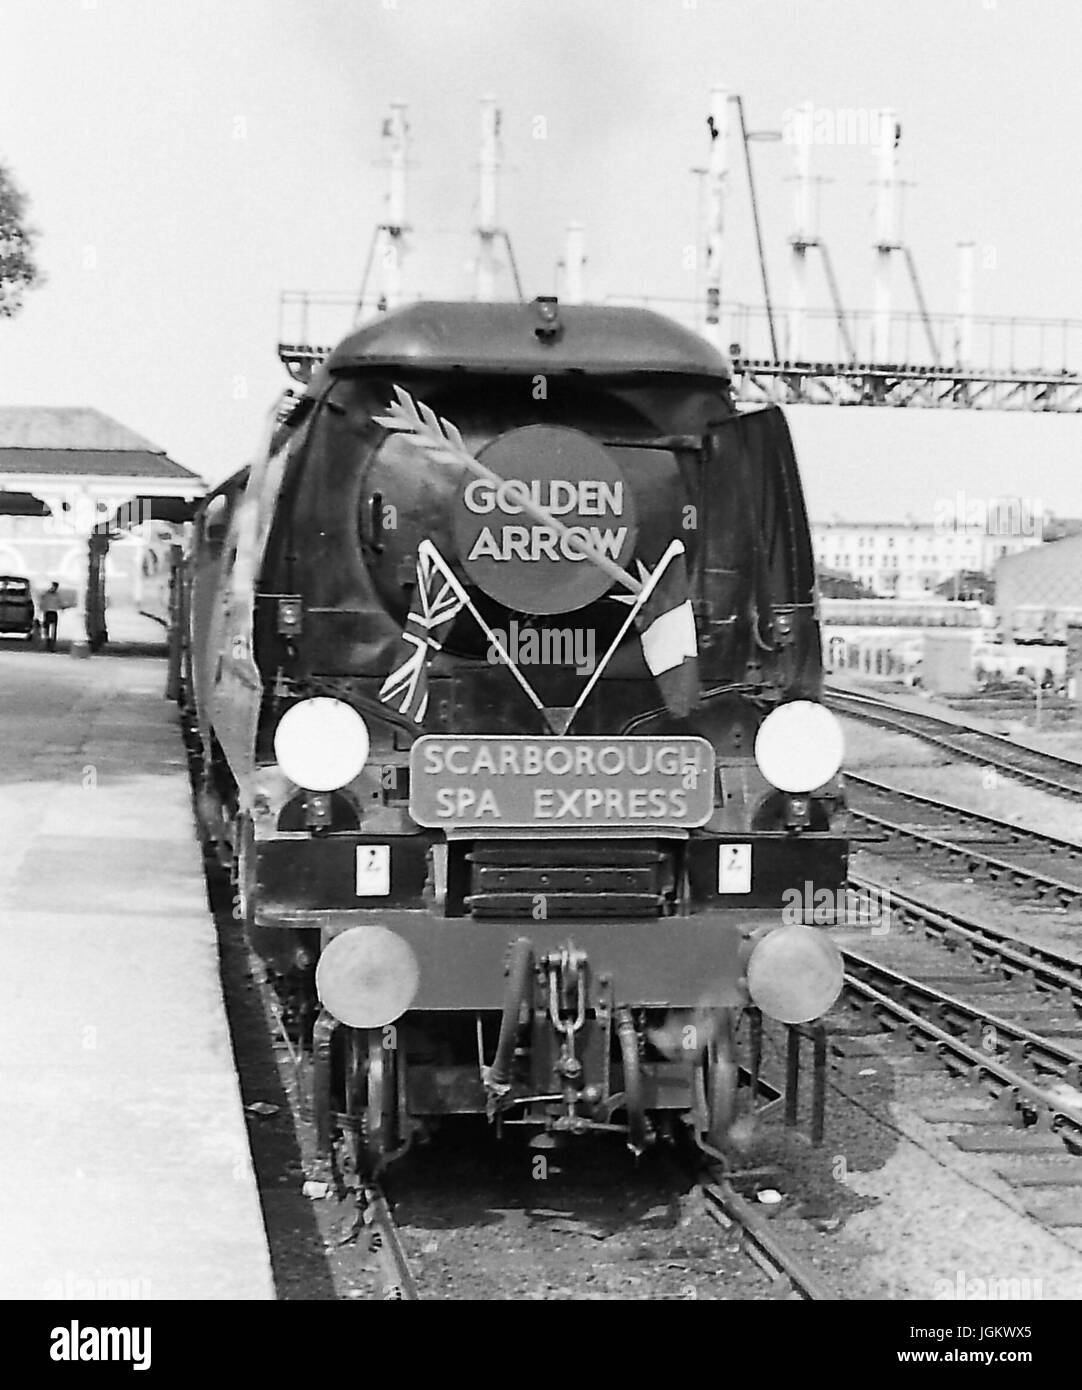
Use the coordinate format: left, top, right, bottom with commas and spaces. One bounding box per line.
378, 540, 467, 723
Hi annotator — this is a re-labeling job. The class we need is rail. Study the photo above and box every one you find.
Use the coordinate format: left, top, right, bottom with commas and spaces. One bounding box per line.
848, 873, 1082, 1004
362, 1183, 420, 1300
699, 1178, 838, 1300
826, 687, 1082, 798
844, 795, 1082, 909
839, 951, 1082, 1146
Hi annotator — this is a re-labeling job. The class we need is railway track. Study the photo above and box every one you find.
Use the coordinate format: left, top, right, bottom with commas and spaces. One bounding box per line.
845, 770, 1082, 906
834, 953, 1082, 1230
825, 704, 1082, 1237
831, 879, 1082, 1231
839, 943, 1082, 1112
698, 1176, 836, 1299
360, 1183, 420, 1300
848, 874, 1082, 1006
826, 686, 1082, 798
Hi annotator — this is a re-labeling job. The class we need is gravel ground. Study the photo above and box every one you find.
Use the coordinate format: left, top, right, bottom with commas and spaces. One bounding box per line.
386, 1132, 755, 1301
771, 1020, 1082, 1300
828, 1055, 1082, 1299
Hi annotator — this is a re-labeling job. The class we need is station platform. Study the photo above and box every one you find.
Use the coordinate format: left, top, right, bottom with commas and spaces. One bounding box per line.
0, 637, 274, 1299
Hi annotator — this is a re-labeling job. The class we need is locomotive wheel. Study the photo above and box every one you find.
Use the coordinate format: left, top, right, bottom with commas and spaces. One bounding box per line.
697, 1008, 739, 1151
341, 1028, 369, 1175
332, 1029, 403, 1178
364, 1030, 400, 1176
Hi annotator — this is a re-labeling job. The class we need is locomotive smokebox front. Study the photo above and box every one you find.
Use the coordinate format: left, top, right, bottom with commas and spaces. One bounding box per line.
450, 424, 638, 614
361, 407, 689, 642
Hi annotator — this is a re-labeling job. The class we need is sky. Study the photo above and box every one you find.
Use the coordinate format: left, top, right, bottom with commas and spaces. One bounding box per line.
1, 0, 1080, 520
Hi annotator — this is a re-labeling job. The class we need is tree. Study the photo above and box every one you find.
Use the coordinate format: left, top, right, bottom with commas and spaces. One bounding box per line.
0, 161, 42, 319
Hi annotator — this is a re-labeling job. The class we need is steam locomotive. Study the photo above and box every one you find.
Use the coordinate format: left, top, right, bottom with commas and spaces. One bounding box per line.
186, 297, 847, 1173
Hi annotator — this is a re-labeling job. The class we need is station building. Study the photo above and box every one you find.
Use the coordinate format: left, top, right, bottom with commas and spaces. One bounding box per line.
0, 407, 203, 643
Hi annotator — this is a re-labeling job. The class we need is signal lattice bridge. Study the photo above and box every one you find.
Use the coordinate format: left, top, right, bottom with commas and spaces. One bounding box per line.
277, 292, 1082, 413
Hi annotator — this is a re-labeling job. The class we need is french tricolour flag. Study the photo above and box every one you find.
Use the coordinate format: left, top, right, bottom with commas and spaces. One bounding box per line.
620, 539, 700, 718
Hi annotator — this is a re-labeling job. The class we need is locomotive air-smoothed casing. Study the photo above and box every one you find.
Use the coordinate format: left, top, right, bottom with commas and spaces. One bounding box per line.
184, 300, 850, 1161
188, 302, 847, 1163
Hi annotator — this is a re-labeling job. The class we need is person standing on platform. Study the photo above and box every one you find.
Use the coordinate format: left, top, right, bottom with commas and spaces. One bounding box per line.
41, 581, 61, 651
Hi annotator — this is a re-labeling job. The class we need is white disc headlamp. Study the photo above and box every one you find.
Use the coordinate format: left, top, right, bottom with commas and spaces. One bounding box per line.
273, 697, 370, 792
316, 924, 419, 1029
753, 700, 844, 794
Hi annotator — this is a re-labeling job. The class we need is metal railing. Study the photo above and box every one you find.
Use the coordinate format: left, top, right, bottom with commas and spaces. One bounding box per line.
605, 295, 1082, 375
277, 290, 1082, 378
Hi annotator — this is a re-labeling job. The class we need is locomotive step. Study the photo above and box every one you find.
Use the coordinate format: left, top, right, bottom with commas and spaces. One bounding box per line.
466, 842, 665, 867
471, 865, 662, 893
465, 890, 666, 919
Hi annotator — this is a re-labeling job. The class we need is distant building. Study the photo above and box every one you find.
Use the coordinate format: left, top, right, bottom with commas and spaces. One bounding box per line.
996, 534, 1082, 642
812, 504, 1043, 600
1042, 515, 1082, 543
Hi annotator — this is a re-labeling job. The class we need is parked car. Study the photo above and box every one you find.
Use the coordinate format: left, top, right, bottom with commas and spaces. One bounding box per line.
0, 575, 35, 639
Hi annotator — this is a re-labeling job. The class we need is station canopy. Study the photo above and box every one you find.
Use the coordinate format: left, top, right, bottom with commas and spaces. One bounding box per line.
0, 406, 204, 530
